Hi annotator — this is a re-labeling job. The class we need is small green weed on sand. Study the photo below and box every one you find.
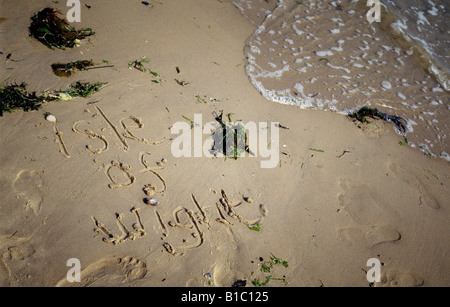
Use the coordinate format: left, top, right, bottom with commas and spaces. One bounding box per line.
129, 57, 150, 72
248, 223, 262, 232
252, 254, 289, 287
64, 81, 107, 98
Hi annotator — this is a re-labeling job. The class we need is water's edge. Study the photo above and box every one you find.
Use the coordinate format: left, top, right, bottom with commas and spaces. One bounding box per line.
233, 0, 449, 161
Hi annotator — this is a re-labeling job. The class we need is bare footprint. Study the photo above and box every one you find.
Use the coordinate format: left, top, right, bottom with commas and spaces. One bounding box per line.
56, 256, 147, 287
389, 163, 440, 209
0, 259, 10, 286
337, 226, 400, 248
375, 270, 424, 287
338, 179, 400, 224
0, 235, 36, 286
13, 170, 44, 216
337, 179, 401, 248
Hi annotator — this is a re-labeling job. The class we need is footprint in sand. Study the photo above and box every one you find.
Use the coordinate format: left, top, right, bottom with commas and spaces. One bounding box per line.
13, 170, 44, 216
0, 260, 9, 286
389, 163, 440, 209
337, 226, 400, 249
0, 235, 36, 286
374, 270, 424, 287
337, 179, 401, 248
56, 256, 147, 287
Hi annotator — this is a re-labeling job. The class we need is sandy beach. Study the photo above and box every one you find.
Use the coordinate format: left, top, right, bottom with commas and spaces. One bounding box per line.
0, 0, 449, 287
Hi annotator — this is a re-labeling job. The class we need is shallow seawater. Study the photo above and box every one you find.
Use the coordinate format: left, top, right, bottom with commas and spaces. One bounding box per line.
232, 0, 449, 161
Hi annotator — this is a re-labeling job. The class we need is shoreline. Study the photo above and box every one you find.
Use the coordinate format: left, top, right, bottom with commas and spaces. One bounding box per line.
239, 0, 449, 162
0, 0, 449, 287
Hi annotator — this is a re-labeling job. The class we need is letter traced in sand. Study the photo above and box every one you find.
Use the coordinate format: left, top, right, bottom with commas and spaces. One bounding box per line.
120, 116, 163, 145
92, 208, 146, 246
168, 206, 205, 252
105, 161, 135, 189
191, 194, 210, 228
154, 195, 209, 256
153, 211, 178, 255
56, 256, 147, 287
94, 106, 130, 151
139, 152, 167, 196
53, 125, 70, 158
155, 210, 168, 238
0, 235, 35, 286
216, 190, 263, 228
72, 120, 109, 154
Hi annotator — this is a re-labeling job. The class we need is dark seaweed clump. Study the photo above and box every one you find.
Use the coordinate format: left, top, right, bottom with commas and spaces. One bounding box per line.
0, 83, 53, 116
212, 111, 252, 159
29, 8, 94, 49
0, 81, 106, 116
349, 106, 407, 134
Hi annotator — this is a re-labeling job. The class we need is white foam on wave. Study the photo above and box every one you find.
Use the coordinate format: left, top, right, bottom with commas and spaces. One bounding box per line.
440, 151, 450, 161
326, 63, 350, 74
238, 0, 449, 161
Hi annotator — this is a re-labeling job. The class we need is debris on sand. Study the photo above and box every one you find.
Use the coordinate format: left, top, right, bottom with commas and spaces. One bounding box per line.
29, 8, 94, 50
348, 106, 407, 134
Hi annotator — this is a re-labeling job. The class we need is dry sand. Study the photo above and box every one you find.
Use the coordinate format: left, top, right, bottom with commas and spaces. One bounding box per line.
0, 0, 449, 287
